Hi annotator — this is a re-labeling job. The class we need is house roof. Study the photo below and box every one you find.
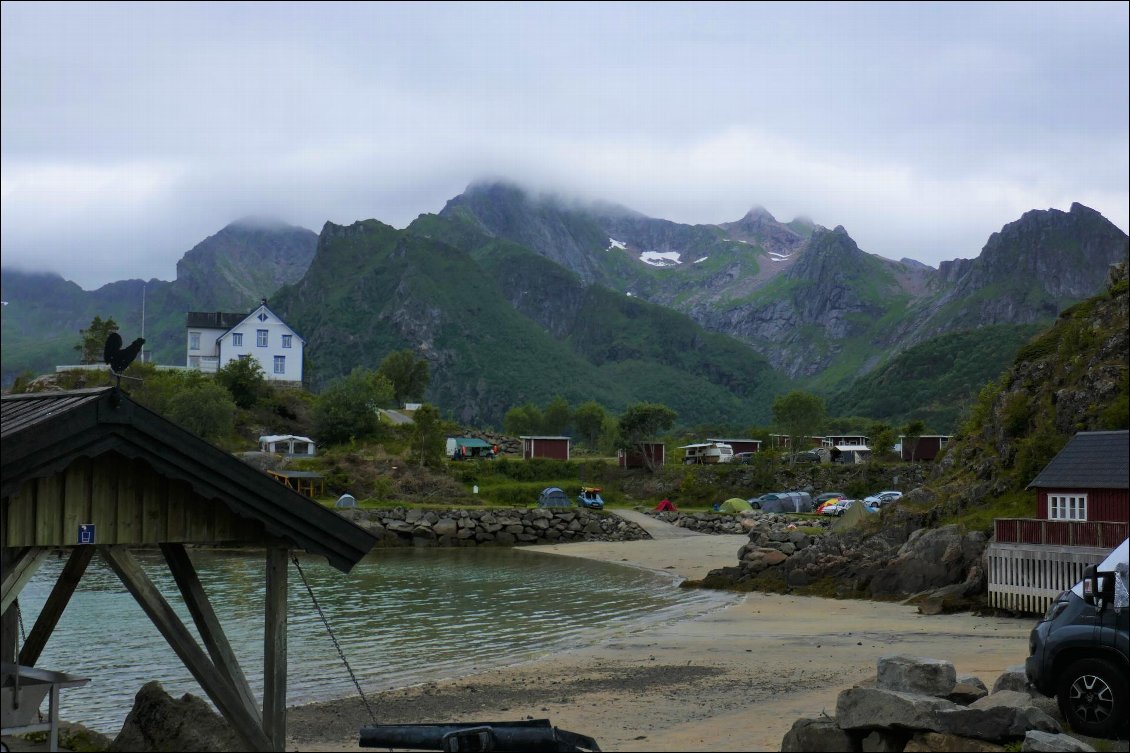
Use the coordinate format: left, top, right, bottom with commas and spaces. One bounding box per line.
706, 438, 762, 444
1, 388, 376, 572
450, 437, 494, 449
186, 311, 246, 329
1028, 430, 1130, 490
259, 434, 315, 444
187, 302, 306, 345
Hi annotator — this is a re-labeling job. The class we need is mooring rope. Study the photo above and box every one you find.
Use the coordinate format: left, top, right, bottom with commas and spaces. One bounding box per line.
290, 554, 377, 724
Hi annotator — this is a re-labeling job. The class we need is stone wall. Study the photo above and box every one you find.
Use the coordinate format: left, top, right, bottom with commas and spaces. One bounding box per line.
644, 509, 834, 537
339, 507, 650, 547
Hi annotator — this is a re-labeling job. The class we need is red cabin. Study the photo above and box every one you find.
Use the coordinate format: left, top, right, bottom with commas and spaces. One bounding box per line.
988, 430, 1129, 613
520, 436, 571, 461
618, 442, 666, 469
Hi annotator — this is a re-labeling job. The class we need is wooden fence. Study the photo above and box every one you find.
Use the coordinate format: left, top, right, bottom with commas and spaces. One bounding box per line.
986, 542, 1111, 614
994, 518, 1127, 549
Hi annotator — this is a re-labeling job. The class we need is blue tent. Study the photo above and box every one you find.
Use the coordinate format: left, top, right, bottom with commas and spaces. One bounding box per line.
538, 487, 571, 508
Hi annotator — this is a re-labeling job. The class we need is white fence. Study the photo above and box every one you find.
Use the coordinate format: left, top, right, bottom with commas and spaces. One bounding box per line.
986, 542, 1110, 614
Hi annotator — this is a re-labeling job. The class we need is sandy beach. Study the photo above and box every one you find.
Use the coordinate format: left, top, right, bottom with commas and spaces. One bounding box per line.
285, 526, 1038, 752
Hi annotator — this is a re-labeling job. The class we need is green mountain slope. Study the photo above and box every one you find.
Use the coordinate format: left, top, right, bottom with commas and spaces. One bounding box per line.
829, 323, 1046, 432
272, 218, 784, 426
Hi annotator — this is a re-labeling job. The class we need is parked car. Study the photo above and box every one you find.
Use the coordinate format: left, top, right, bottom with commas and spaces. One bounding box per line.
577, 486, 605, 510
822, 499, 868, 516
791, 449, 823, 464
820, 499, 848, 516
864, 490, 903, 507
734, 452, 757, 464
1025, 539, 1128, 739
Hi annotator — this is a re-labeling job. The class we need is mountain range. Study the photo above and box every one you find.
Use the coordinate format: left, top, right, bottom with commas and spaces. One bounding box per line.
2, 182, 1126, 430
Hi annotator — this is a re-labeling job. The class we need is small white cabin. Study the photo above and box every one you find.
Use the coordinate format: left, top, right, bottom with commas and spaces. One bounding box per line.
259, 434, 316, 456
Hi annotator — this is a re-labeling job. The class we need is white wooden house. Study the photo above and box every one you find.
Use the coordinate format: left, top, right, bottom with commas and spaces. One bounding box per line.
186, 299, 305, 383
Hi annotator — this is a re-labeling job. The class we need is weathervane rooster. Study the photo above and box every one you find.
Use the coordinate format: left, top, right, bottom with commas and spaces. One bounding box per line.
103, 332, 145, 387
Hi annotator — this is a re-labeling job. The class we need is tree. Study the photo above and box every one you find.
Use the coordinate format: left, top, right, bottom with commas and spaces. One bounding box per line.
166, 381, 237, 442
573, 401, 607, 448
407, 404, 451, 468
75, 316, 119, 364
541, 395, 572, 435
617, 402, 677, 472
902, 419, 926, 462
868, 422, 898, 462
378, 349, 430, 408
772, 391, 826, 466
504, 403, 542, 437
314, 368, 394, 445
216, 357, 267, 409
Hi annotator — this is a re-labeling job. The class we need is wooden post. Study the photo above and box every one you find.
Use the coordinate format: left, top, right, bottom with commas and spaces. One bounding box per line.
100, 545, 273, 751
1, 547, 50, 614
263, 545, 289, 751
19, 546, 95, 667
160, 543, 262, 726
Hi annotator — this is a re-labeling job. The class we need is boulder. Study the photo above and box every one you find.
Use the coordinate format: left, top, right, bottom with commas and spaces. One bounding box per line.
876, 656, 958, 697
947, 681, 989, 706
836, 687, 958, 732
903, 731, 1007, 752
780, 717, 857, 752
1021, 731, 1096, 752
935, 703, 1060, 742
869, 526, 987, 597
862, 729, 910, 752
991, 665, 1033, 694
110, 681, 242, 752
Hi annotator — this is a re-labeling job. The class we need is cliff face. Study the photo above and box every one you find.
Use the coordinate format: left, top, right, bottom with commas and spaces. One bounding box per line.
437, 184, 1129, 388
174, 218, 318, 311
902, 203, 1129, 344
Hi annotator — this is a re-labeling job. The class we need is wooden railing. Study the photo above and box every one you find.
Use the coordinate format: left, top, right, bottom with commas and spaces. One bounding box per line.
994, 518, 1127, 549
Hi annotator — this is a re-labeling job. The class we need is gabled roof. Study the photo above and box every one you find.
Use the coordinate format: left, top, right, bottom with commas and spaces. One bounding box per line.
1, 388, 376, 572
186, 311, 246, 329
1028, 431, 1130, 490
187, 302, 306, 344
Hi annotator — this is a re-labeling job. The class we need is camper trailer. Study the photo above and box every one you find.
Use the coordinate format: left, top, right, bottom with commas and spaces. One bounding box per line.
679, 442, 734, 465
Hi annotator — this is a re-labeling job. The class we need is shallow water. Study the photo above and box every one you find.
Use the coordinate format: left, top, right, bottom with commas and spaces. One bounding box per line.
17, 546, 738, 734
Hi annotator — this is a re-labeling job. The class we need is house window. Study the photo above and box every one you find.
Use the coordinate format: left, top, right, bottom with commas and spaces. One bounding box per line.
274, 355, 285, 374
189, 356, 200, 369
257, 329, 268, 347
238, 354, 251, 361
189, 332, 201, 350
232, 332, 243, 347
1049, 493, 1088, 521
282, 334, 292, 348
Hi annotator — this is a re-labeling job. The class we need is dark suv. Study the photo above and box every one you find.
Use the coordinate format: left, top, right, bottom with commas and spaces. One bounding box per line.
1025, 542, 1128, 739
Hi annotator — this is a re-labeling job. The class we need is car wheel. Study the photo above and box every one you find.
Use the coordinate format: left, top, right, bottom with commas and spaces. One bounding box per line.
1056, 657, 1127, 738
750, 502, 761, 510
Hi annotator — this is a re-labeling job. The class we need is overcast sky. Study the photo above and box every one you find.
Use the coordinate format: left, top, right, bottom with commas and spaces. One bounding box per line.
2, 2, 1127, 290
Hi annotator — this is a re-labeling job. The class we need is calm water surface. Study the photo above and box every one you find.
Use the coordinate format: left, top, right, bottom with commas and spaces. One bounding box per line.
20, 547, 738, 733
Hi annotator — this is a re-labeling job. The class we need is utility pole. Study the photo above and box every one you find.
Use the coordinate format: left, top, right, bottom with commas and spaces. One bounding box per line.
141, 283, 147, 363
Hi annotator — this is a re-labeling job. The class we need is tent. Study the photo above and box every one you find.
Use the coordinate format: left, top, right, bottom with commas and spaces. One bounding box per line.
537, 487, 571, 508
719, 497, 753, 513
655, 499, 678, 512
755, 491, 814, 513
833, 500, 876, 530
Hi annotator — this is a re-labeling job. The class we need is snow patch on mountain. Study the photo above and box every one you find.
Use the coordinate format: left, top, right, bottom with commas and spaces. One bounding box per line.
640, 251, 682, 267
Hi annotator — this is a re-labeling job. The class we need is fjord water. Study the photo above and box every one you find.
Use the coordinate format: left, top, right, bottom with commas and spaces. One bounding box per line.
21, 547, 738, 733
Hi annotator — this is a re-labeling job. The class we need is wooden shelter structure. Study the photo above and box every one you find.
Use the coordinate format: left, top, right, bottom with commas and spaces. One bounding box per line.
1, 387, 377, 751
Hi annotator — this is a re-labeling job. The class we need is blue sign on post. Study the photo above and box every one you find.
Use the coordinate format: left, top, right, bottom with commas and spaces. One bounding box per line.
78, 524, 95, 545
